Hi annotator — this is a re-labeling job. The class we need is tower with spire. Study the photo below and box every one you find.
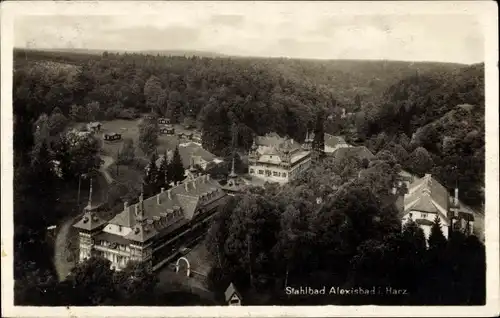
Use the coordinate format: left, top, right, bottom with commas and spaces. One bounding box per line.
303, 130, 312, 151
74, 176, 107, 263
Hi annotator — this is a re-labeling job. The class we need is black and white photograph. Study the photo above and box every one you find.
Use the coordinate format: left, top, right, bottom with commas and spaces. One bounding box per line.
1, 1, 498, 317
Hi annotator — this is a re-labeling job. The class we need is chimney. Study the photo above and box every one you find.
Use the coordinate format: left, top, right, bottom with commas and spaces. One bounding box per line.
157, 193, 161, 205
167, 190, 172, 200
124, 201, 129, 212
454, 188, 459, 206
161, 187, 165, 193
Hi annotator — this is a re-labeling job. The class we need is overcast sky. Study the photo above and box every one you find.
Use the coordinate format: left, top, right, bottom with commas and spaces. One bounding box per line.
14, 10, 484, 64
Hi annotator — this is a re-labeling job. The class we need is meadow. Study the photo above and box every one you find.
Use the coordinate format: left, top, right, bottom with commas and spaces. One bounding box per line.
96, 118, 199, 159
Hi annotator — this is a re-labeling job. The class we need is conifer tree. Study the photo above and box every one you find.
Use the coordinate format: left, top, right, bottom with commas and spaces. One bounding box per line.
157, 151, 169, 189
30, 140, 58, 226
428, 215, 447, 250
168, 146, 185, 184
312, 110, 325, 158
144, 153, 158, 196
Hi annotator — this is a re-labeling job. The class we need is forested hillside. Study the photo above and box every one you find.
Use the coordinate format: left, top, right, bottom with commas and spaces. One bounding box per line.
12, 48, 485, 306
14, 49, 485, 206
356, 63, 485, 206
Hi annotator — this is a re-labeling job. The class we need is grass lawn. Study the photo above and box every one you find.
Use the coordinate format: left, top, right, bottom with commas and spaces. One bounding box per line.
109, 163, 144, 186
96, 119, 197, 160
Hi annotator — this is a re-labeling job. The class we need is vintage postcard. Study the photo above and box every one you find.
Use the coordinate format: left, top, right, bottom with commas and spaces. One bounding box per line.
1, 1, 499, 317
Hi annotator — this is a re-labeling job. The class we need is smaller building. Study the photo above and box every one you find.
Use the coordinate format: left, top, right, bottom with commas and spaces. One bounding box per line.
324, 134, 350, 153
104, 132, 122, 141
155, 142, 222, 172
224, 283, 242, 306
160, 125, 175, 135
87, 122, 102, 133
158, 117, 171, 125
331, 145, 374, 162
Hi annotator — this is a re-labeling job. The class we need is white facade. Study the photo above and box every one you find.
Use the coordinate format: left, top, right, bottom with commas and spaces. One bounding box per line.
401, 211, 449, 240
248, 154, 311, 183
325, 143, 350, 153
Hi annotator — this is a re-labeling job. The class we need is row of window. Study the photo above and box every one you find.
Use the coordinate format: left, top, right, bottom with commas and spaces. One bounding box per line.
408, 212, 428, 219
249, 168, 287, 178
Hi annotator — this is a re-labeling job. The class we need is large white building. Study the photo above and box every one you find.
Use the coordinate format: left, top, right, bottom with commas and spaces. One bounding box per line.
248, 133, 312, 183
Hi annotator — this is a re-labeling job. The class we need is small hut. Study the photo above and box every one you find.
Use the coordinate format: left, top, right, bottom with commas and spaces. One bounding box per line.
160, 125, 175, 135
158, 117, 171, 125
87, 122, 102, 133
104, 132, 122, 141
224, 283, 242, 306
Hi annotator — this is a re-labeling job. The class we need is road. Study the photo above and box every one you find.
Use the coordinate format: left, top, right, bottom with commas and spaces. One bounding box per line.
53, 155, 115, 281
99, 155, 115, 184
53, 213, 82, 281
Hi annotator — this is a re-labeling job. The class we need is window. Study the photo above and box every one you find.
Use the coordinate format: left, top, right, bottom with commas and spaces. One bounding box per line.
273, 171, 279, 177
258, 170, 264, 175
421, 213, 428, 219
282, 173, 287, 178
249, 169, 254, 174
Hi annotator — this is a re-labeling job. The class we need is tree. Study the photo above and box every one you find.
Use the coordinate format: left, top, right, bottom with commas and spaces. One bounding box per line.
86, 101, 101, 121
69, 104, 87, 122
143, 75, 164, 114
138, 118, 159, 156
117, 138, 136, 165
56, 130, 102, 181
112, 261, 159, 305
312, 111, 325, 157
407, 147, 434, 177
64, 256, 116, 305
428, 215, 447, 250
48, 112, 69, 136
168, 146, 185, 184
144, 153, 159, 196
157, 152, 169, 189
167, 90, 182, 123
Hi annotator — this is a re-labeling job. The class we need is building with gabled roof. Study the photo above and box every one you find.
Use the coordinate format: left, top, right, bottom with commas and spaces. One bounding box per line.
248, 132, 312, 183
401, 173, 475, 241
73, 174, 228, 271
225, 282, 242, 306
331, 146, 374, 162
324, 134, 350, 153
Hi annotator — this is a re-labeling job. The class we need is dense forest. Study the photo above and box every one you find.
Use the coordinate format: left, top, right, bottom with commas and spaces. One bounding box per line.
12, 48, 485, 305
205, 153, 485, 305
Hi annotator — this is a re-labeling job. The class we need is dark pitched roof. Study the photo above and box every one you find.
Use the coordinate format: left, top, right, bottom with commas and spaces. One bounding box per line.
332, 146, 374, 161
108, 175, 226, 242
224, 283, 241, 302
108, 203, 137, 228
324, 134, 347, 148
404, 174, 449, 213
73, 207, 107, 231
178, 143, 217, 167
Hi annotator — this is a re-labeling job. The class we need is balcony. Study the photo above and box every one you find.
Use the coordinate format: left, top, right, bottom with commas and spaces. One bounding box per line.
94, 244, 131, 257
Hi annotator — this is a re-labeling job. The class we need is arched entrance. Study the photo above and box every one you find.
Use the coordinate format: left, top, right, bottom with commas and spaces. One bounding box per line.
175, 257, 191, 277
